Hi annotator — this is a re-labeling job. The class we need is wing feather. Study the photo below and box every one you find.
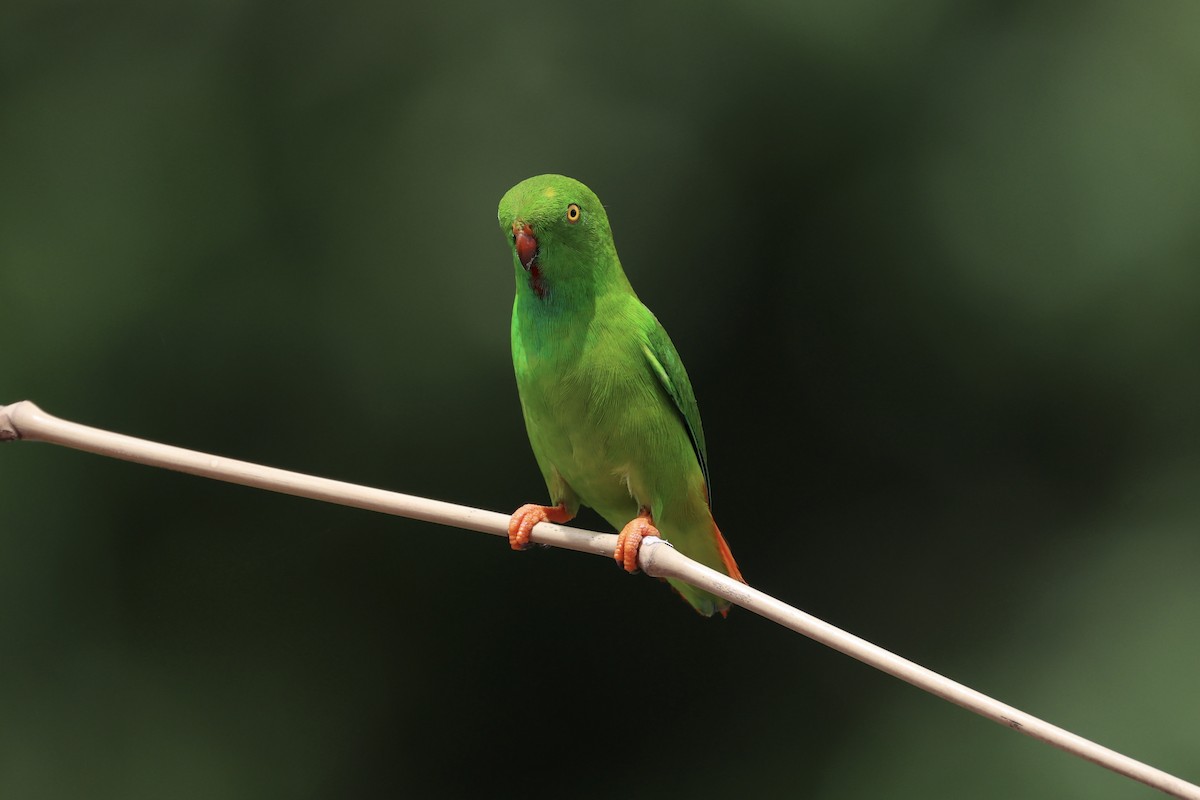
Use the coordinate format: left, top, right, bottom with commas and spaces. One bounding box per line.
641, 322, 711, 504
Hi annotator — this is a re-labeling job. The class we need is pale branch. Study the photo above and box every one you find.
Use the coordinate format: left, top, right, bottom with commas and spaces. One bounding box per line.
2, 399, 1197, 800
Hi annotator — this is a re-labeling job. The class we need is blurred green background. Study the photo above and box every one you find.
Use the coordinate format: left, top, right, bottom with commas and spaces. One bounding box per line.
3, 0, 1199, 797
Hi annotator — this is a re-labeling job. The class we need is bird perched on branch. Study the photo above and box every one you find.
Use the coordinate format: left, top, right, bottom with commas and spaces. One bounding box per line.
498, 174, 743, 616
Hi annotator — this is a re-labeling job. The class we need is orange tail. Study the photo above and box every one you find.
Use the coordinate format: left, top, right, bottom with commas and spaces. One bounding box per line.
713, 521, 744, 584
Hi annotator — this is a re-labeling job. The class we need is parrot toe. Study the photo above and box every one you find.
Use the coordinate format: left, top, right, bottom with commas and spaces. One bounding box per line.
614, 512, 658, 573
507, 502, 573, 550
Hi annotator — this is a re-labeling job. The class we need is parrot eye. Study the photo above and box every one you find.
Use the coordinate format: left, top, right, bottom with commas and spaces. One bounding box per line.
566, 203, 581, 223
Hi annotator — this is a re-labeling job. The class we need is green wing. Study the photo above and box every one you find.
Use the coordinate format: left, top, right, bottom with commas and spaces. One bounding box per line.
641, 320, 711, 503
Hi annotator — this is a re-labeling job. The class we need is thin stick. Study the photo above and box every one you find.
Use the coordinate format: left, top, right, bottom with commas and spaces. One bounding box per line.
3, 400, 1197, 800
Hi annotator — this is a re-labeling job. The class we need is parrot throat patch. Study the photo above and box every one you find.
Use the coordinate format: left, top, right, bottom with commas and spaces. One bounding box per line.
529, 264, 547, 299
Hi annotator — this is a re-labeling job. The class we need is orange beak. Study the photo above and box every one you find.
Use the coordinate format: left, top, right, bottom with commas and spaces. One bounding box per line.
513, 222, 537, 270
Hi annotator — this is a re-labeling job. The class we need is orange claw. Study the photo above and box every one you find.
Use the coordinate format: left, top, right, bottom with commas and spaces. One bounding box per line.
614, 509, 659, 573
507, 503, 574, 551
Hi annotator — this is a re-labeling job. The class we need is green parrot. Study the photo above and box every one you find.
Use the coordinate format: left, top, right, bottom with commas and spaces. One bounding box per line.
498, 174, 743, 616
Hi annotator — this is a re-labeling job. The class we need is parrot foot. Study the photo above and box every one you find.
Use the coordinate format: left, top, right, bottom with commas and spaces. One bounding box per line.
507, 503, 574, 550
614, 511, 659, 574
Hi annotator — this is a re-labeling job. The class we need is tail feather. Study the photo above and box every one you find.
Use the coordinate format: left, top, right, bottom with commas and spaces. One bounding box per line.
712, 521, 743, 583
666, 518, 744, 618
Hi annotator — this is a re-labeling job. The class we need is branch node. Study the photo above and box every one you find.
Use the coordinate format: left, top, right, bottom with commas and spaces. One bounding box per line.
637, 535, 675, 579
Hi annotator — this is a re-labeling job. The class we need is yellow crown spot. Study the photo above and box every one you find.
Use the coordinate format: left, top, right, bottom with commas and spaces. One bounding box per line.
542, 187, 557, 198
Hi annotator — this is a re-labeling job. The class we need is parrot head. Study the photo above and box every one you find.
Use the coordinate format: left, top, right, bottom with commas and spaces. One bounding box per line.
498, 174, 621, 301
